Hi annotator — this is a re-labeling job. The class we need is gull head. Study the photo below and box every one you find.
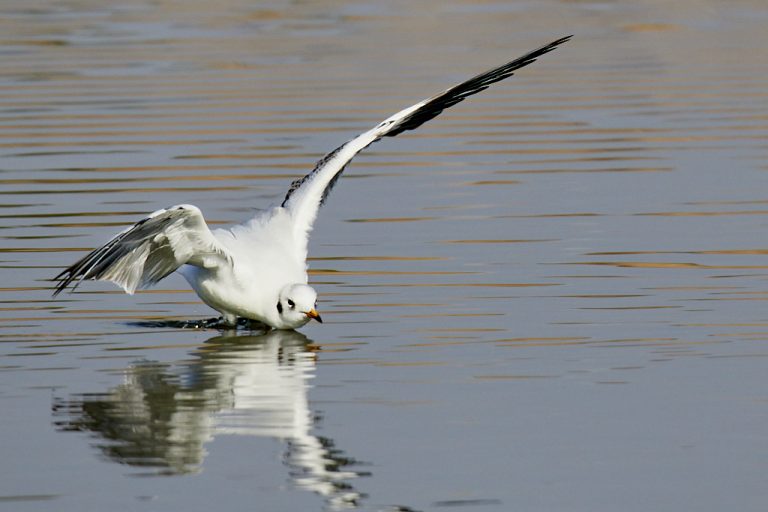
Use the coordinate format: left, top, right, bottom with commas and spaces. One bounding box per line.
276, 283, 322, 329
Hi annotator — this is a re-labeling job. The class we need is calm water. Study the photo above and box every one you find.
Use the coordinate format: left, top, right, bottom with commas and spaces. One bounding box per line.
2, 1, 768, 511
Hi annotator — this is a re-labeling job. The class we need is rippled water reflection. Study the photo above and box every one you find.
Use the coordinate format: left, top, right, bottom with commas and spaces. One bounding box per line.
2, 1, 768, 511
53, 330, 365, 508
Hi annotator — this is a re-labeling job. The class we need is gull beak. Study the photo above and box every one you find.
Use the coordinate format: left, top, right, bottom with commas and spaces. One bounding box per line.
305, 308, 323, 323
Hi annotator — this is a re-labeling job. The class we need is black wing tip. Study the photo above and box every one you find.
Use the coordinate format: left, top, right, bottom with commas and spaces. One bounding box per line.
506, 34, 573, 65
383, 35, 572, 138
51, 272, 76, 297
540, 35, 574, 50
507, 34, 573, 67
51, 253, 92, 297
539, 35, 573, 56
51, 281, 68, 297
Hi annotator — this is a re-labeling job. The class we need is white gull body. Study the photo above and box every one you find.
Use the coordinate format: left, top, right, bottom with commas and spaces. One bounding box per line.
53, 36, 571, 330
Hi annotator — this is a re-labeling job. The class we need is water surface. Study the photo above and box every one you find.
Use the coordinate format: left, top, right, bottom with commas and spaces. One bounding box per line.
2, 1, 768, 511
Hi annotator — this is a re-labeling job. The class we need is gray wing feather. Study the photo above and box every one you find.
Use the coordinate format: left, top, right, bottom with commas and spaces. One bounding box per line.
53, 204, 231, 295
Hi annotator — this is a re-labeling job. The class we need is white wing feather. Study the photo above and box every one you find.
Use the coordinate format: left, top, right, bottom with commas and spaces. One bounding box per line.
280, 36, 572, 259
53, 204, 231, 295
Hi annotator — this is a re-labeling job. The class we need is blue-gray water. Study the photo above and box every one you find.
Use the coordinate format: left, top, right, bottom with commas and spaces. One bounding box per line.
2, 1, 768, 511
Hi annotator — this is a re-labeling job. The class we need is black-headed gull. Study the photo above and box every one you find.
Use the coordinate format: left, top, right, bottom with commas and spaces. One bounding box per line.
53, 36, 572, 329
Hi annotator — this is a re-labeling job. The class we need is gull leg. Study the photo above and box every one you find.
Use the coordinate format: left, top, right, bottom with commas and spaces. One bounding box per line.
221, 313, 238, 328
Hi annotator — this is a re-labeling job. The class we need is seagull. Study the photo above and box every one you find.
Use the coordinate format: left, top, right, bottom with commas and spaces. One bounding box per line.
52, 36, 572, 330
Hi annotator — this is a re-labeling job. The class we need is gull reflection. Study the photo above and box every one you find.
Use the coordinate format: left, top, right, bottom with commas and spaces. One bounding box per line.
53, 330, 365, 509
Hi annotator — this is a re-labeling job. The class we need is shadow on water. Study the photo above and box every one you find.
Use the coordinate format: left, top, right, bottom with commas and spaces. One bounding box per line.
52, 330, 368, 510
127, 316, 271, 330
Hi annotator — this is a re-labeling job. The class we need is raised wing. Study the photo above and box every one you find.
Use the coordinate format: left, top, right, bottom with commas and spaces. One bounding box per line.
280, 35, 572, 255
53, 204, 231, 296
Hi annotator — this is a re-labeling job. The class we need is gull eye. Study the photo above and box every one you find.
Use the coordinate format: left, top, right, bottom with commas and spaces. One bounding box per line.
287, 299, 295, 309
276, 302, 283, 314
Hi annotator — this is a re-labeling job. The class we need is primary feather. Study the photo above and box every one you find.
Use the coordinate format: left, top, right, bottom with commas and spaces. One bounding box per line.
53, 205, 230, 296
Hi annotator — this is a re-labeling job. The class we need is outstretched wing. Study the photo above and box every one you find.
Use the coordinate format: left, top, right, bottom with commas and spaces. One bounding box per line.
280, 35, 572, 256
53, 204, 232, 296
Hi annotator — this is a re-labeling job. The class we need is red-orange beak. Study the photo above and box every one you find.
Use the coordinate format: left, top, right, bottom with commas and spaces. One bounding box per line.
305, 308, 323, 323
